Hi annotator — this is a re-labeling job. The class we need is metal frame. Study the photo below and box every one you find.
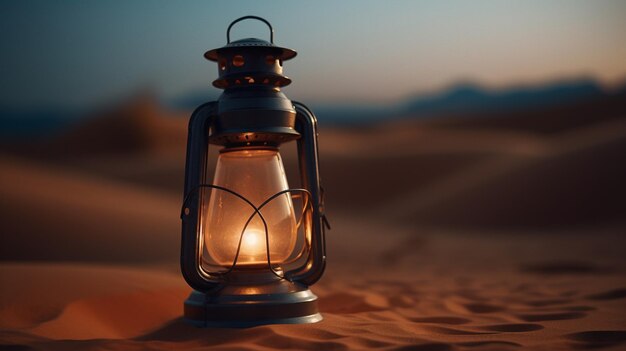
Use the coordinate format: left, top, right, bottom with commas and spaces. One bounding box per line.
179, 15, 327, 327
180, 101, 326, 291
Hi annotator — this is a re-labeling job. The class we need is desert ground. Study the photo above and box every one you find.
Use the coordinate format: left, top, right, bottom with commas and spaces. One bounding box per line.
1, 95, 625, 350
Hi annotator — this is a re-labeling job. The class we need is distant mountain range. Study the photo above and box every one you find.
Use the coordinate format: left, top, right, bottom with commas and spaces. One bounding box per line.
2, 77, 625, 137
404, 79, 608, 115
197, 77, 621, 125
311, 78, 626, 125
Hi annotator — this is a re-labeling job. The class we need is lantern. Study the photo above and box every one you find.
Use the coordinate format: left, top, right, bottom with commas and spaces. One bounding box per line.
180, 16, 328, 327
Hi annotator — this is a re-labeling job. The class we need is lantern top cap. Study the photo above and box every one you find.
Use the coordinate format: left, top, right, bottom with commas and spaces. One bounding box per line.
204, 16, 297, 62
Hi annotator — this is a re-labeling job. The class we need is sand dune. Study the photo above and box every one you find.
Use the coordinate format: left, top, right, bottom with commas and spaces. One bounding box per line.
0, 264, 185, 332
0, 154, 180, 263
2, 236, 625, 350
1, 173, 625, 350
50, 93, 188, 157
1, 96, 626, 349
392, 119, 626, 228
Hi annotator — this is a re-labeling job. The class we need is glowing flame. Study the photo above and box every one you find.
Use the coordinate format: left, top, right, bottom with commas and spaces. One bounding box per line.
240, 230, 266, 262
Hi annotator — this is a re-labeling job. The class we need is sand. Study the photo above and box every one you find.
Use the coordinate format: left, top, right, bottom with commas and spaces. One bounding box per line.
2, 231, 625, 350
1, 98, 625, 350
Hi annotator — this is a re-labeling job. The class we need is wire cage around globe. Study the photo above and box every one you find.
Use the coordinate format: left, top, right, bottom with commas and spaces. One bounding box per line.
197, 183, 314, 280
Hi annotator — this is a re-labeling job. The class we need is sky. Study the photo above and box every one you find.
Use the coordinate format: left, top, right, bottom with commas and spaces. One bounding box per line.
1, 0, 625, 110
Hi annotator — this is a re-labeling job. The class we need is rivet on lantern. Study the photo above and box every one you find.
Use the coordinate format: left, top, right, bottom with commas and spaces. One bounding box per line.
180, 15, 328, 328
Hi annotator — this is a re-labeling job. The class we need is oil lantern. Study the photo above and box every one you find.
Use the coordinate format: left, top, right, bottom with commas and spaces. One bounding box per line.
180, 16, 328, 327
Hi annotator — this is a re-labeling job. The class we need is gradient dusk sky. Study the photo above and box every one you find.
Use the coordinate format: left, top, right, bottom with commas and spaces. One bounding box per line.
1, 0, 625, 109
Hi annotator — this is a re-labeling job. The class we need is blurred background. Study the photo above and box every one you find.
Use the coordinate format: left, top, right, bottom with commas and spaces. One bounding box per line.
1, 0, 625, 267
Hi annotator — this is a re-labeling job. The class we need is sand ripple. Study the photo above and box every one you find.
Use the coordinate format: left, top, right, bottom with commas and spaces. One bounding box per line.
2, 262, 625, 350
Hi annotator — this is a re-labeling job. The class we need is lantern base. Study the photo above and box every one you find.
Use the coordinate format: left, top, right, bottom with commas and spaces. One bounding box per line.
183, 275, 321, 328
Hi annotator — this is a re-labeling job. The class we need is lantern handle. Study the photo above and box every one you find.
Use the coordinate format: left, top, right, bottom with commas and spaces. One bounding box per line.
288, 101, 327, 286
227, 15, 274, 44
181, 102, 221, 292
